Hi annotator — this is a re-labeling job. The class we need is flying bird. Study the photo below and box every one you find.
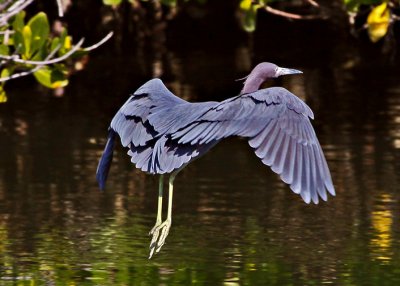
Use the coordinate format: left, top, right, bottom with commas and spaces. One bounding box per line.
96, 62, 335, 258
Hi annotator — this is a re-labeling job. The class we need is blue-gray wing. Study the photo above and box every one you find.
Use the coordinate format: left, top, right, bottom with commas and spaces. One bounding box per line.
170, 87, 335, 204
108, 79, 218, 174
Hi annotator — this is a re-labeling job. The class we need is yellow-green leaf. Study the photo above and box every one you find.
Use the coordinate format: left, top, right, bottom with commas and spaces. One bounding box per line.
51, 37, 60, 51
239, 0, 261, 32
13, 30, 25, 54
240, 0, 252, 10
0, 44, 9, 55
22, 25, 32, 57
103, 0, 122, 5
12, 11, 26, 32
344, 0, 359, 13
27, 12, 50, 55
33, 66, 69, 89
1, 68, 10, 79
241, 5, 258, 32
0, 86, 7, 103
58, 28, 70, 56
367, 2, 390, 43
64, 36, 72, 50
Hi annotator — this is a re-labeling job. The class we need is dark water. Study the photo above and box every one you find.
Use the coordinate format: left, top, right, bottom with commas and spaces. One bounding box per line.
1, 4, 400, 285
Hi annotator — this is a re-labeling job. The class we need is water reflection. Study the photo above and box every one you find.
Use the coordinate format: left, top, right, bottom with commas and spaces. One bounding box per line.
370, 194, 393, 264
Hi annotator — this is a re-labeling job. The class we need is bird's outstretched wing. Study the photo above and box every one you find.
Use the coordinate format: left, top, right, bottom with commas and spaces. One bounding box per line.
170, 87, 335, 204
100, 79, 334, 203
107, 79, 218, 175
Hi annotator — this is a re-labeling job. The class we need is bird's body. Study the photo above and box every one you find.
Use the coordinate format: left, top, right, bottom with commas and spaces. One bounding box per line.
96, 62, 335, 258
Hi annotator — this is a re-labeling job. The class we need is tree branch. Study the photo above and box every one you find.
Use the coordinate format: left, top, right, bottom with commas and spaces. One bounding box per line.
265, 5, 321, 20
0, 0, 34, 26
0, 30, 14, 34
0, 0, 14, 12
56, 0, 64, 17
0, 31, 113, 67
0, 38, 85, 65
306, 0, 319, 7
0, 44, 61, 83
83, 31, 114, 51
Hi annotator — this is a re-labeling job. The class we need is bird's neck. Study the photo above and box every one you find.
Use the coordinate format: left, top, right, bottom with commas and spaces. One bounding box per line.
240, 75, 264, 94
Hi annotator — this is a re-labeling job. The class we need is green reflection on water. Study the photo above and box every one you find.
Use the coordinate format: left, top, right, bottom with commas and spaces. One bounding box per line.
1, 198, 400, 286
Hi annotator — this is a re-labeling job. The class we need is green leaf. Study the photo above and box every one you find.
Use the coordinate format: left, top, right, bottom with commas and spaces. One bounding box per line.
1, 67, 10, 79
51, 37, 60, 51
103, 0, 122, 5
58, 28, 70, 56
241, 5, 258, 32
0, 69, 10, 102
240, 0, 252, 10
22, 25, 32, 57
31, 45, 47, 61
344, 0, 383, 11
33, 66, 69, 89
27, 12, 50, 55
59, 28, 67, 46
344, 0, 360, 12
0, 44, 9, 55
12, 11, 26, 32
239, 0, 261, 32
0, 86, 7, 103
13, 31, 25, 54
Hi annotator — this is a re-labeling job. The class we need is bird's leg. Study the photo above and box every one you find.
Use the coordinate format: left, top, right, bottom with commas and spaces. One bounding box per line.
149, 175, 165, 259
149, 167, 183, 258
155, 173, 175, 252
149, 174, 164, 235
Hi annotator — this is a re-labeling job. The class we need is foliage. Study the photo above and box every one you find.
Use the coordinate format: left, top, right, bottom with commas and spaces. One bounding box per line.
14, 12, 69, 86
103, 0, 399, 43
344, 0, 384, 12
343, 1, 394, 42
236, 0, 399, 42
104, 0, 123, 5
366, 2, 391, 42
0, 1, 109, 103
239, 0, 260, 32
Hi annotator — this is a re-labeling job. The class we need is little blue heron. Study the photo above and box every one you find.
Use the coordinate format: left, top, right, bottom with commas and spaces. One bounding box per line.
96, 62, 335, 258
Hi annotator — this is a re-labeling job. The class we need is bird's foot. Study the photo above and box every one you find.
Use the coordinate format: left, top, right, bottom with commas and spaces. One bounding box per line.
149, 220, 162, 235
148, 218, 171, 259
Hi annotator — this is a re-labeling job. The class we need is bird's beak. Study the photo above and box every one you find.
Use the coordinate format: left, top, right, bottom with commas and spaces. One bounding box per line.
276, 67, 303, 77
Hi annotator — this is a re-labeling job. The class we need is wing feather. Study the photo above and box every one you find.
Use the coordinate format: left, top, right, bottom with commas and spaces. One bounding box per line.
303, 145, 312, 202
309, 145, 319, 204
280, 138, 292, 184
200, 123, 222, 144
263, 128, 284, 166
254, 122, 277, 158
271, 133, 290, 175
312, 145, 327, 201
291, 143, 303, 195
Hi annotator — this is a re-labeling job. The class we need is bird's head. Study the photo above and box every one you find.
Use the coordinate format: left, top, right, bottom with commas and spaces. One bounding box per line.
240, 62, 302, 94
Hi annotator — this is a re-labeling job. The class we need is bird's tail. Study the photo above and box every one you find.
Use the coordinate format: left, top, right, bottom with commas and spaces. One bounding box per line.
96, 129, 117, 190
